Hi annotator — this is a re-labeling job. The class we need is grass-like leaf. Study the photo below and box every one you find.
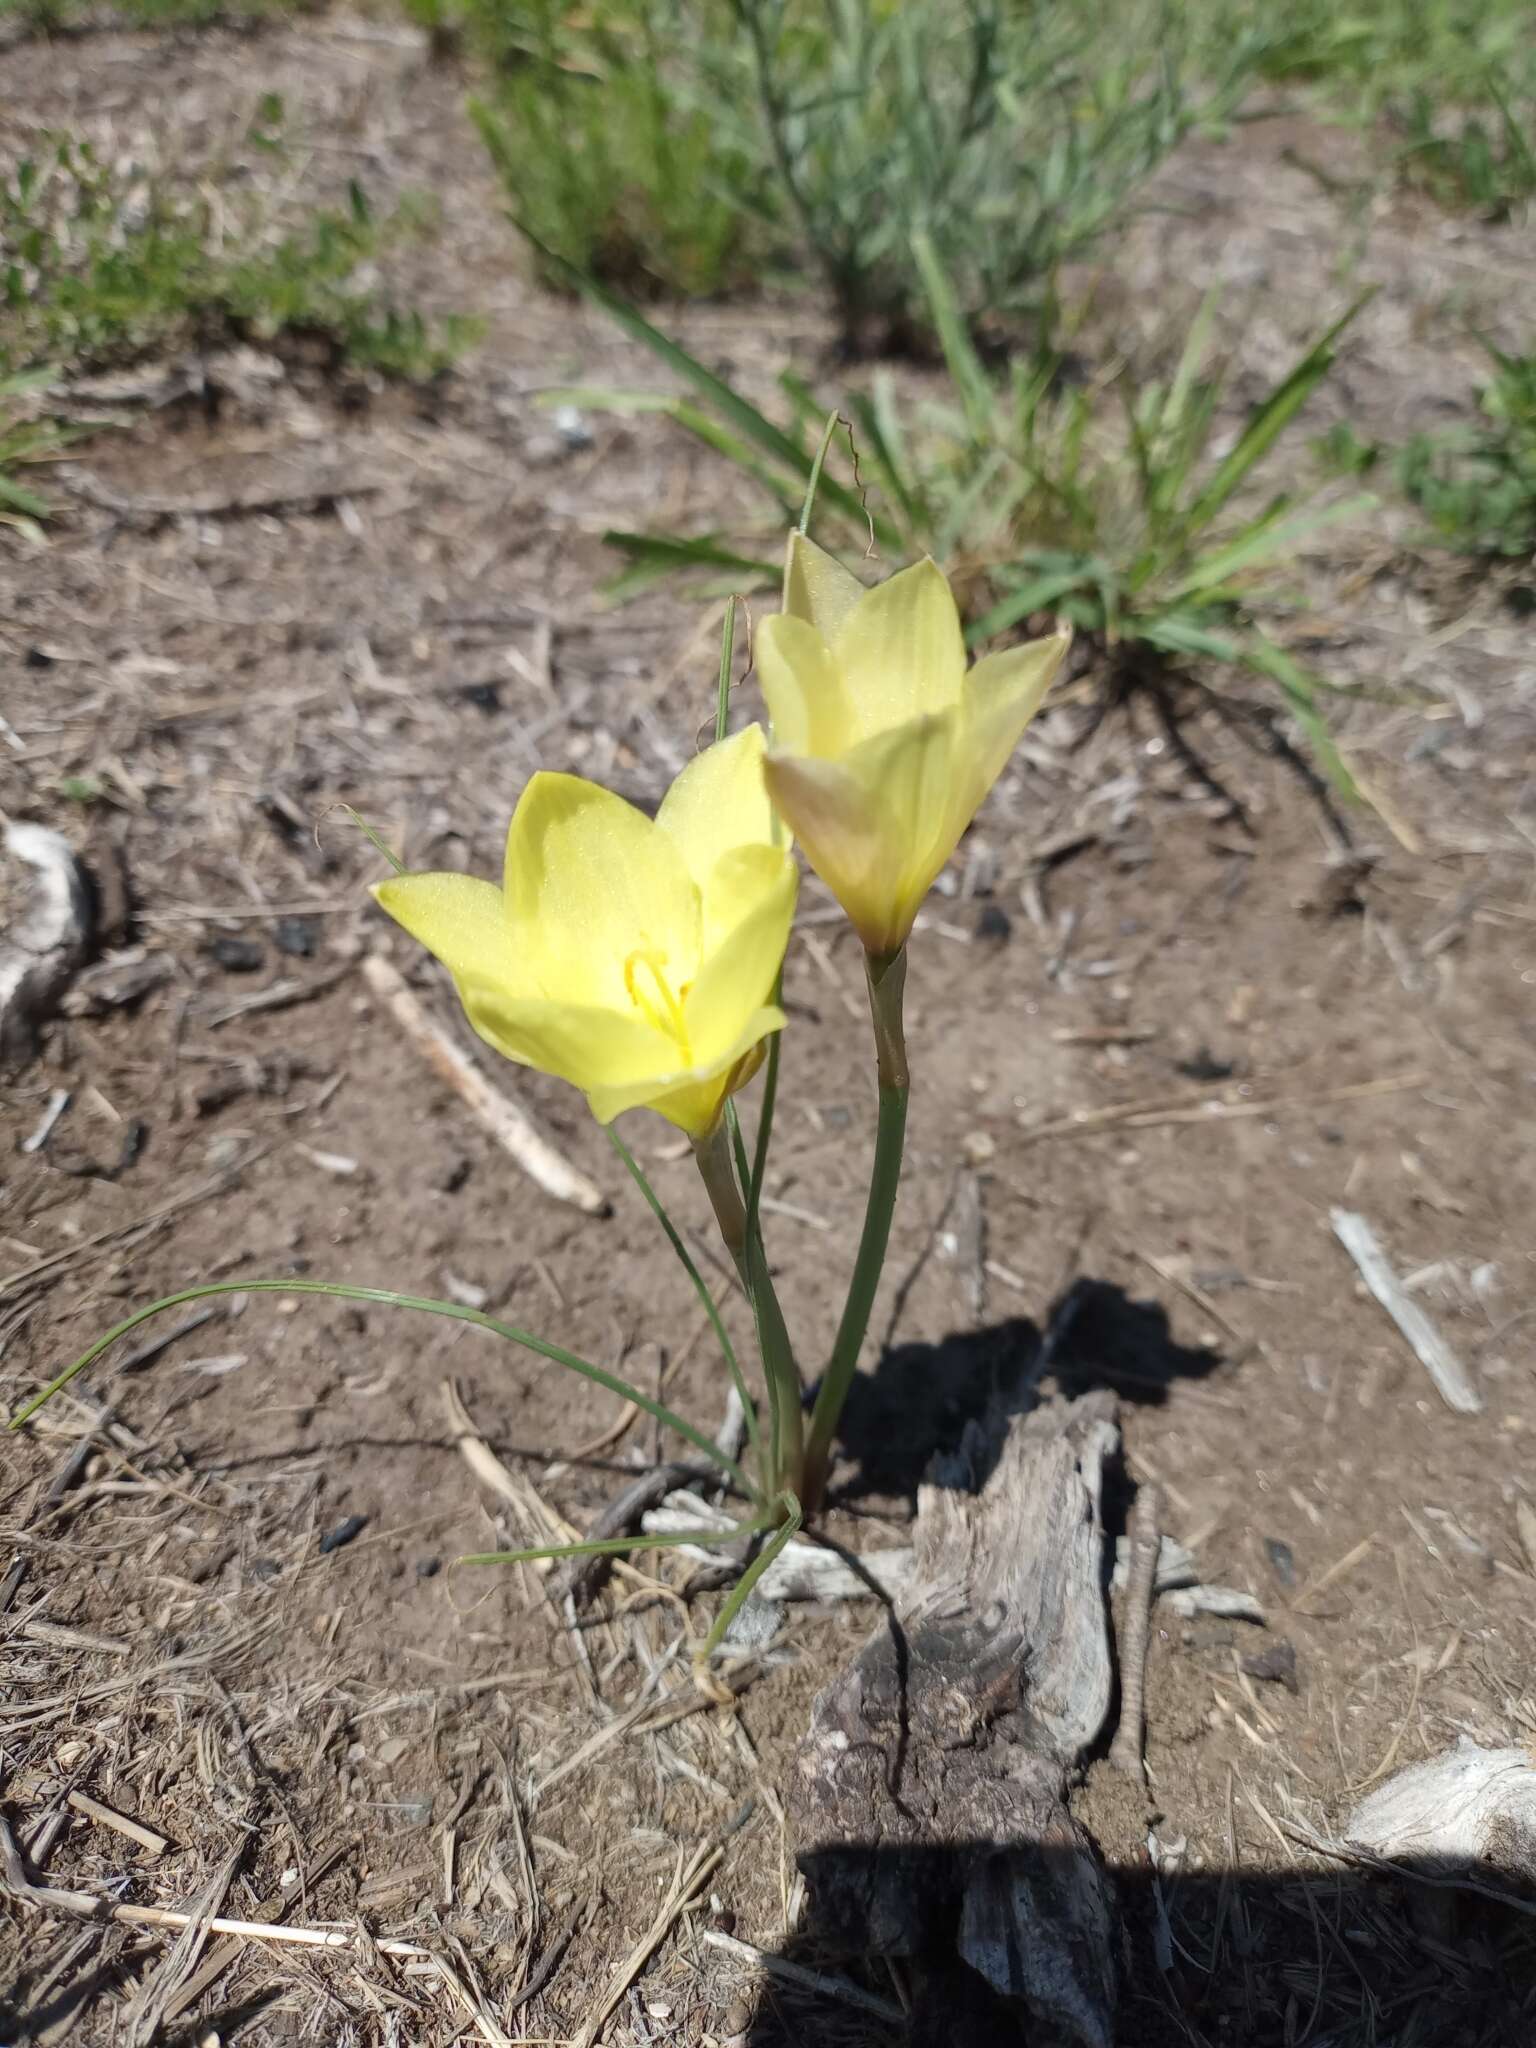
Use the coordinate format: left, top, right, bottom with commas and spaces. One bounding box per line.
10, 1278, 754, 1497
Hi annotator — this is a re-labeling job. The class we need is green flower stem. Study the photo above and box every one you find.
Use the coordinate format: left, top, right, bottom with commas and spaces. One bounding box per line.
801, 947, 910, 1515
694, 1121, 804, 1498
607, 1125, 764, 1490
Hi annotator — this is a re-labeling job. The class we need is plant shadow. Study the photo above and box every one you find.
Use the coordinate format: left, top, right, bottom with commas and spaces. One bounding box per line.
743, 1842, 1536, 2047
830, 1276, 1220, 1506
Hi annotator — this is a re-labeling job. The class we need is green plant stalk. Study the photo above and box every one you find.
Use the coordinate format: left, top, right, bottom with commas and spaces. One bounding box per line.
8, 1278, 755, 1499
693, 1121, 803, 1498
607, 1126, 764, 1491
801, 947, 910, 1514
696, 1486, 802, 1663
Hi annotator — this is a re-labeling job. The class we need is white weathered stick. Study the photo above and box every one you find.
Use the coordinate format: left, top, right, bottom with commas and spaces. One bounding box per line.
362, 953, 608, 1215
641, 1491, 916, 1604
66, 1790, 169, 1859
1331, 1208, 1482, 1415
702, 1929, 906, 2024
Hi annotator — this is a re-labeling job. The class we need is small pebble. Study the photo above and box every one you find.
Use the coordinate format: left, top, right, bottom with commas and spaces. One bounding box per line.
209, 935, 265, 973
1241, 1638, 1300, 1693
1263, 1537, 1297, 1588
320, 1515, 368, 1555
273, 916, 318, 958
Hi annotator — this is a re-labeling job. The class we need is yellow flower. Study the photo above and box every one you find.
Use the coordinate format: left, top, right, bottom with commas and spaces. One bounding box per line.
756, 534, 1070, 957
373, 725, 796, 1138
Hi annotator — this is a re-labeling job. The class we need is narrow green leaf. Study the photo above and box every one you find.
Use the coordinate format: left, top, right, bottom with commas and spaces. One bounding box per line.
800, 412, 844, 535
910, 229, 993, 444
518, 227, 812, 474
966, 557, 1097, 644
600, 531, 780, 602
1178, 295, 1373, 543
1239, 633, 1361, 802
698, 1490, 803, 1660
1168, 492, 1377, 599
10, 1279, 751, 1494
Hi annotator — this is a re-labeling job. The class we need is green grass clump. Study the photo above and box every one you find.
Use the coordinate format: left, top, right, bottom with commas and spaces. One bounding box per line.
0, 369, 75, 542
552, 244, 1379, 808
461, 0, 1258, 349
0, 116, 476, 381
1399, 345, 1536, 558
0, 0, 312, 28
1197, 0, 1536, 219
467, 0, 753, 300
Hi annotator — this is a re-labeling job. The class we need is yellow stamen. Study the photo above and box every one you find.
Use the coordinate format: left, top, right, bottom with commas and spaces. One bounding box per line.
624, 948, 691, 1062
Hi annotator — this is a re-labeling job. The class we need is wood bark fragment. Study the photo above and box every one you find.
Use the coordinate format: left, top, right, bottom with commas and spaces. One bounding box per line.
0, 821, 93, 1067
1108, 1481, 1161, 1784
788, 1393, 1120, 2047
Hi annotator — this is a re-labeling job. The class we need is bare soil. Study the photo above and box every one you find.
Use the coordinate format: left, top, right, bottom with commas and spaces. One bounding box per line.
3, 20, 1535, 2047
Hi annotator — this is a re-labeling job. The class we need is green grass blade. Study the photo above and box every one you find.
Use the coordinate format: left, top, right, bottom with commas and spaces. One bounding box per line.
518, 228, 812, 474
800, 412, 844, 535
10, 1279, 751, 1493
600, 532, 780, 602
1239, 633, 1361, 802
697, 1490, 802, 1661
1138, 614, 1242, 660
0, 472, 50, 519
966, 556, 1096, 644
715, 594, 737, 742
1179, 296, 1372, 542
338, 804, 405, 874
911, 228, 993, 444
847, 384, 926, 539
607, 1125, 763, 1494
1168, 491, 1377, 599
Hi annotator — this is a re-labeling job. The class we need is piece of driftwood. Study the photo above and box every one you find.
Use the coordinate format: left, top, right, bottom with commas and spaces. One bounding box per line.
0, 821, 93, 1067
1348, 1738, 1536, 1885
789, 1392, 1120, 2047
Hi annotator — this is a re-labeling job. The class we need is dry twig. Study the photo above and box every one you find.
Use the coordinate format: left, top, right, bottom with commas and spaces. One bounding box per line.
363, 954, 608, 1214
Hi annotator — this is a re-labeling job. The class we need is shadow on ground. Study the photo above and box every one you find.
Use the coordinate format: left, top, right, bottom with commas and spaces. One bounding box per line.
744, 1843, 1536, 2048
831, 1276, 1218, 1504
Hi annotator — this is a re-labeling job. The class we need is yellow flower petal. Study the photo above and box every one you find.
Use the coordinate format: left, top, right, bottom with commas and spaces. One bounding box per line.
655, 724, 780, 888
586, 1006, 786, 1134
462, 987, 673, 1090
755, 613, 857, 758
783, 530, 866, 641
959, 626, 1072, 816
372, 873, 527, 995
831, 557, 966, 741
766, 712, 956, 956
687, 844, 798, 1062
503, 772, 699, 1004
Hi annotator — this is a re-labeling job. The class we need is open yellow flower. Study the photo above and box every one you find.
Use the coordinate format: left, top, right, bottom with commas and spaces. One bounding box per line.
756, 534, 1071, 957
373, 725, 796, 1138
